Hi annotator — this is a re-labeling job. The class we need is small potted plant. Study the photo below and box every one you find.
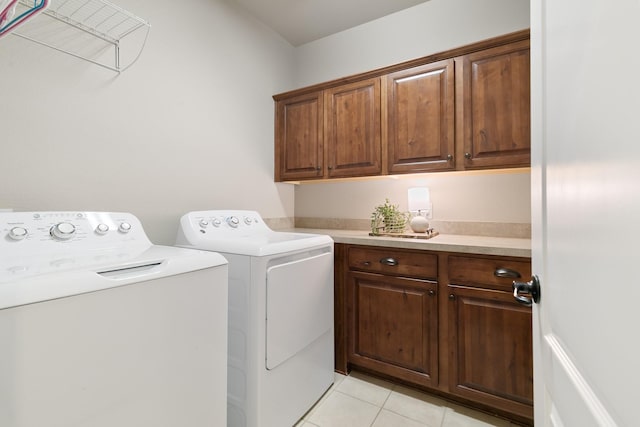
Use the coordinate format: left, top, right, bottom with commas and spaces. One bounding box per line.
370, 198, 409, 234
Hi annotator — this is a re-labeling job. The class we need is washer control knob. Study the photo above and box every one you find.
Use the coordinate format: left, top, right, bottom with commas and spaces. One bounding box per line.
51, 222, 76, 240
95, 223, 110, 235
226, 216, 240, 228
118, 222, 132, 233
212, 219, 222, 227
199, 220, 209, 228
8, 227, 28, 241
244, 216, 253, 225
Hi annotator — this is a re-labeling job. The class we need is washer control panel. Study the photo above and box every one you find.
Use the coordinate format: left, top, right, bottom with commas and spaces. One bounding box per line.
0, 212, 151, 253
0, 212, 155, 285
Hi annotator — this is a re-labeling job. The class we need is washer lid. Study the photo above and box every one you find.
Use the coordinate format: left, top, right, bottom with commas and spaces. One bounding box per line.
0, 210, 228, 309
0, 244, 227, 310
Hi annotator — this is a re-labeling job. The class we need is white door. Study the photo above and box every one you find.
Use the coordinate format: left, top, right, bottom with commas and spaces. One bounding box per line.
531, 0, 640, 425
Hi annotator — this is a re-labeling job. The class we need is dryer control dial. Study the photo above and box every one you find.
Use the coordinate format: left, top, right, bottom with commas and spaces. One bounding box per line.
8, 226, 28, 241
50, 222, 76, 240
226, 216, 240, 228
212, 219, 222, 227
118, 222, 132, 233
199, 220, 209, 228
95, 223, 110, 235
243, 216, 253, 225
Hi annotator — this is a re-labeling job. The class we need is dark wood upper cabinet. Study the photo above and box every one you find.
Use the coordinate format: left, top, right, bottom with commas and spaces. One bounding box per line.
387, 59, 455, 173
324, 78, 382, 178
274, 91, 324, 181
457, 39, 531, 169
273, 30, 531, 182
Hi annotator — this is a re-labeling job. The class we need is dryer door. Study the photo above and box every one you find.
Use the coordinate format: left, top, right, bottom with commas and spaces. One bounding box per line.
265, 251, 333, 370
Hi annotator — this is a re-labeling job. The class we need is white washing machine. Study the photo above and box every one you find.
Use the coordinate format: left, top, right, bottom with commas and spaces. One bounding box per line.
176, 210, 334, 427
0, 211, 228, 427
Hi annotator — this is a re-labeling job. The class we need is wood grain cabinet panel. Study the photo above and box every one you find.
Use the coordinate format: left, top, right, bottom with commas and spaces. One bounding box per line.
348, 246, 437, 279
457, 39, 531, 169
324, 78, 382, 178
274, 91, 324, 181
387, 59, 455, 173
336, 243, 533, 424
447, 284, 533, 419
348, 271, 438, 387
448, 255, 531, 292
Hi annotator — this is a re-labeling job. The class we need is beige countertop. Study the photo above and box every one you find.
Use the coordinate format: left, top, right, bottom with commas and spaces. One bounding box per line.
290, 228, 531, 258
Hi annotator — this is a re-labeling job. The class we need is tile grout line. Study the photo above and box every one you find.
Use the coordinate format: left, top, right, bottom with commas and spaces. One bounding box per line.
369, 406, 384, 427
332, 389, 389, 407
438, 406, 448, 427
368, 384, 395, 427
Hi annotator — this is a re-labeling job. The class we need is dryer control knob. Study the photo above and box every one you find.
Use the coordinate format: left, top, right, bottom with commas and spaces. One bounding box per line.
226, 216, 240, 228
118, 222, 132, 233
95, 223, 110, 235
244, 216, 253, 225
199, 220, 209, 228
212, 219, 222, 227
8, 226, 28, 241
51, 222, 76, 240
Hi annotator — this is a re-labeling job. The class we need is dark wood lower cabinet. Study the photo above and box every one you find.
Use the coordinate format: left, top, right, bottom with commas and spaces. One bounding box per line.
448, 285, 534, 419
348, 272, 438, 388
337, 244, 533, 425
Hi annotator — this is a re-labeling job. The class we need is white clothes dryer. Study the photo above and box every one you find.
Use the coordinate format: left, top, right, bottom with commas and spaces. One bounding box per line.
176, 210, 334, 427
0, 211, 228, 427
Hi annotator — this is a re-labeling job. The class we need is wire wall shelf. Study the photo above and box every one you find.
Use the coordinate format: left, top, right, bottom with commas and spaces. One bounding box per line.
10, 0, 150, 72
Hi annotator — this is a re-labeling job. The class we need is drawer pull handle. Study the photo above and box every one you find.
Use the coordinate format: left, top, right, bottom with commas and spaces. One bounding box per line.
494, 268, 521, 279
363, 261, 371, 266
428, 290, 436, 296
380, 257, 398, 266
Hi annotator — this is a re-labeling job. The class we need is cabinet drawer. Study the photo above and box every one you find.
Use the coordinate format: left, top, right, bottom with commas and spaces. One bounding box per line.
448, 255, 531, 291
348, 246, 437, 279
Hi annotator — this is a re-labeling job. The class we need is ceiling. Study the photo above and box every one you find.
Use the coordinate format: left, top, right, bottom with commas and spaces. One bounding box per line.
231, 0, 430, 46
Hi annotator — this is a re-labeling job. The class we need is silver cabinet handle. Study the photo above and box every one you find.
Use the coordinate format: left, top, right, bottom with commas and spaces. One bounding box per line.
512, 276, 541, 306
494, 268, 522, 279
379, 257, 398, 266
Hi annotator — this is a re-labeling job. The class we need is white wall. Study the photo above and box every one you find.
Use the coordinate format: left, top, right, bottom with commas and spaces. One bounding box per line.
292, 0, 532, 226
0, 0, 295, 244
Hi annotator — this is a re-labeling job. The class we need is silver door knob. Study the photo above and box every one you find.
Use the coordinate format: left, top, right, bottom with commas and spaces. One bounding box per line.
512, 276, 541, 306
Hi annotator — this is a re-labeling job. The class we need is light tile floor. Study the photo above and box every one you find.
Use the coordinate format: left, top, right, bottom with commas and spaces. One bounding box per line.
295, 371, 524, 427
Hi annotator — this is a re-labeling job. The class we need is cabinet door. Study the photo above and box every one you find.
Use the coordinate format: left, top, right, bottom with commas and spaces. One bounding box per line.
458, 39, 530, 169
324, 78, 382, 178
275, 91, 324, 181
447, 284, 533, 420
348, 271, 438, 388
387, 59, 455, 173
